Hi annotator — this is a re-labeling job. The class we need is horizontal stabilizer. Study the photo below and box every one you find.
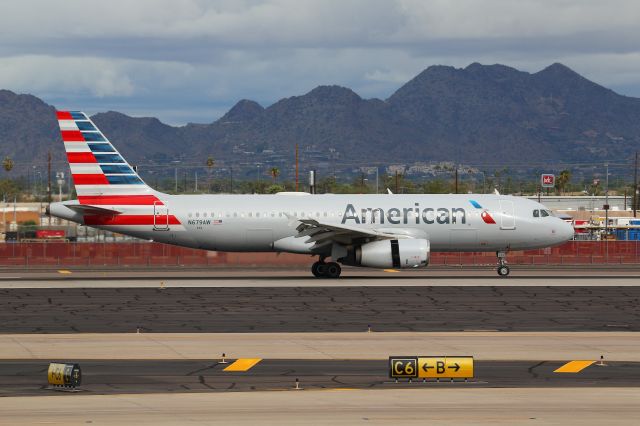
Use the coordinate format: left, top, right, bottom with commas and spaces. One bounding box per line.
66, 204, 122, 216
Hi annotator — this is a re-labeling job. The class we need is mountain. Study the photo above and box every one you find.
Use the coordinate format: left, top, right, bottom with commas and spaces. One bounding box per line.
1, 63, 639, 174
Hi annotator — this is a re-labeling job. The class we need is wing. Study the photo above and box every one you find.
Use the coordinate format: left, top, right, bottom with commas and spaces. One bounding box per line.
295, 218, 401, 250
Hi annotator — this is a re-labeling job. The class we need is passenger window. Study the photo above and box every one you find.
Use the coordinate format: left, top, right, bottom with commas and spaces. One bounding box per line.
233, 212, 237, 217
196, 212, 199, 218
203, 212, 207, 218
541, 210, 549, 217
323, 212, 327, 217
533, 210, 539, 218
188, 213, 192, 218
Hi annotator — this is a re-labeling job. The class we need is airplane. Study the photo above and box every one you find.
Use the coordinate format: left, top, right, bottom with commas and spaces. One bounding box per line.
48, 111, 575, 278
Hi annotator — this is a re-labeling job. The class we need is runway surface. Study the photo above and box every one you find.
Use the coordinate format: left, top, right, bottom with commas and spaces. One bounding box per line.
1, 285, 638, 332
1, 359, 639, 397
1, 267, 639, 288
2, 388, 639, 425
3, 332, 639, 361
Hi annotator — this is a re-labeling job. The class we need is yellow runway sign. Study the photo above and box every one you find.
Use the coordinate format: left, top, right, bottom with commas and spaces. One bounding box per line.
389, 356, 474, 379
418, 356, 474, 379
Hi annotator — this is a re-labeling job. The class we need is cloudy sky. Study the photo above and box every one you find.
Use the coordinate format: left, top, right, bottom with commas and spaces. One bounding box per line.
1, 0, 639, 124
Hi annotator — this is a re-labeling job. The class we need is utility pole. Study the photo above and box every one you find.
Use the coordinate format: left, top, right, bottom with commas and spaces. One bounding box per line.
174, 167, 178, 193
295, 143, 299, 192
634, 152, 638, 218
195, 171, 198, 192
454, 166, 458, 194
395, 170, 399, 194
605, 162, 609, 237
375, 167, 379, 194
47, 152, 52, 225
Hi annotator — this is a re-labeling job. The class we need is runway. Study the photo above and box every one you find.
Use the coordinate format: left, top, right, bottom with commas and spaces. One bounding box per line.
1, 269, 639, 424
2, 359, 639, 397
1, 285, 638, 333
1, 267, 639, 288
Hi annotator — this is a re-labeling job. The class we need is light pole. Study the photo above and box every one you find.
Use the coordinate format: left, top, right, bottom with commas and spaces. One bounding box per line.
605, 163, 609, 238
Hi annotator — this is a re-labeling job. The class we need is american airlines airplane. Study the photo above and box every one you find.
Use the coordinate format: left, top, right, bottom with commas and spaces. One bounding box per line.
48, 111, 574, 278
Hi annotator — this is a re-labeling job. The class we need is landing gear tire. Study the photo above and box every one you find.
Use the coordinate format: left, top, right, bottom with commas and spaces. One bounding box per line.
325, 262, 342, 279
496, 251, 509, 277
497, 265, 510, 277
311, 261, 327, 278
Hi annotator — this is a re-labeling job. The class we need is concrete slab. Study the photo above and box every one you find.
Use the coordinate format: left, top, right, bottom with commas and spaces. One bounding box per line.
1, 332, 638, 361
0, 388, 638, 425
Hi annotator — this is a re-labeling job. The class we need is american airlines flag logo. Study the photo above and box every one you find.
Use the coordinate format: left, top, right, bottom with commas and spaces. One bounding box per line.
469, 200, 496, 224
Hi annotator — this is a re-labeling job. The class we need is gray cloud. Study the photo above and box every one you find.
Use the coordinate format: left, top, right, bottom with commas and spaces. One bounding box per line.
1, 0, 639, 124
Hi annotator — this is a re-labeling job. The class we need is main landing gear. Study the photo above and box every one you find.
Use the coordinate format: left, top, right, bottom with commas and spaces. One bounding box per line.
311, 259, 342, 279
496, 251, 510, 277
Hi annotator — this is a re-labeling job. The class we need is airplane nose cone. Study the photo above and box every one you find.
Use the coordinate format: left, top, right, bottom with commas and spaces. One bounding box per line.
560, 221, 574, 242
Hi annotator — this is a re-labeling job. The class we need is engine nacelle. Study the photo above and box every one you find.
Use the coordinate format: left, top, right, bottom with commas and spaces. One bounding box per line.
351, 238, 430, 269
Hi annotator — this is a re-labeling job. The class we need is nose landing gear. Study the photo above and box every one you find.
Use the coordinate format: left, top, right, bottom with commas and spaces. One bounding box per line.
311, 259, 342, 279
496, 251, 510, 277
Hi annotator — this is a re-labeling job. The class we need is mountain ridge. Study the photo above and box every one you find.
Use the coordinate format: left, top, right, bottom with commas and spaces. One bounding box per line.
1, 63, 639, 170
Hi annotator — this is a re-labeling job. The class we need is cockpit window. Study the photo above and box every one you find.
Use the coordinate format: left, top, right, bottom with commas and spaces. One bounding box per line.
533, 210, 540, 218
540, 209, 550, 217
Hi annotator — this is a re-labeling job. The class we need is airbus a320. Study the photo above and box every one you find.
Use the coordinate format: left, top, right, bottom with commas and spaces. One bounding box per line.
48, 111, 574, 278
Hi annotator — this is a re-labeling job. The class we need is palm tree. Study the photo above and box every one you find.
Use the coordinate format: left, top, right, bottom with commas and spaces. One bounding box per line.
556, 169, 571, 194
206, 156, 215, 191
270, 167, 280, 183
2, 157, 13, 172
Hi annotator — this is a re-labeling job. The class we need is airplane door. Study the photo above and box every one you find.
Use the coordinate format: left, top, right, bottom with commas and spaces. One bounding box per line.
499, 200, 516, 230
153, 202, 170, 231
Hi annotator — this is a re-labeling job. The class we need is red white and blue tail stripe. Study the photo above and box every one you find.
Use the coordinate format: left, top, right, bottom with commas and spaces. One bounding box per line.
57, 110, 182, 230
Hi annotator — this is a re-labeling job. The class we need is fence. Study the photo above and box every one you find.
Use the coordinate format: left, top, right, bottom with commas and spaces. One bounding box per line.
0, 241, 639, 268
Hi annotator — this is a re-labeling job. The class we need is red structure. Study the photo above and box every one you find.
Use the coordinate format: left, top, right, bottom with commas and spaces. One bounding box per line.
0, 241, 639, 268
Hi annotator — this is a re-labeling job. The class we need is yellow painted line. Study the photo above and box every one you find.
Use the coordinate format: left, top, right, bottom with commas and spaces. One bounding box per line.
554, 360, 595, 373
383, 269, 400, 273
223, 358, 262, 372
57, 270, 72, 274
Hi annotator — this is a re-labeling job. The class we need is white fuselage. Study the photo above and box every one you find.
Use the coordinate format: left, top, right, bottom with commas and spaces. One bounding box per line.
50, 192, 574, 253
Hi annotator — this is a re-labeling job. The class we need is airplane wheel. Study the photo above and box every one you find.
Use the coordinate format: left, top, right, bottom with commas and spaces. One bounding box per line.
325, 262, 341, 279
497, 265, 510, 277
311, 262, 323, 278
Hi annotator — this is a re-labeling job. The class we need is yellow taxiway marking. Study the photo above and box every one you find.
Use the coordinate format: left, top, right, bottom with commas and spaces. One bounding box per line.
554, 360, 595, 373
383, 269, 400, 273
57, 270, 72, 274
223, 358, 262, 372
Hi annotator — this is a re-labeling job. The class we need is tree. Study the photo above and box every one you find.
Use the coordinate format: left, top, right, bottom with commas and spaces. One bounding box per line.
206, 156, 215, 191
2, 157, 13, 172
270, 167, 280, 183
556, 169, 571, 194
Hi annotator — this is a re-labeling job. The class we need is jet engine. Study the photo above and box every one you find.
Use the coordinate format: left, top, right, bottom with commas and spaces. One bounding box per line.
345, 239, 430, 269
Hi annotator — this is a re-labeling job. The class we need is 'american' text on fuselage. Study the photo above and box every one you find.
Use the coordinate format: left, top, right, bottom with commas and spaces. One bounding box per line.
342, 203, 467, 225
